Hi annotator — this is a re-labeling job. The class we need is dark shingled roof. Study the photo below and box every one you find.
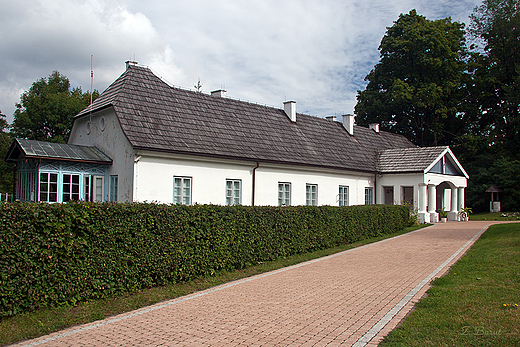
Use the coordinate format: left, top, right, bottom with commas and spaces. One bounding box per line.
77, 64, 415, 173
378, 146, 448, 173
6, 138, 112, 164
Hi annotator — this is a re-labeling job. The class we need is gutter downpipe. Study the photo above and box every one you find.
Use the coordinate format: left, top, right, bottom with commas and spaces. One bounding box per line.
252, 161, 260, 206
374, 173, 377, 204
36, 158, 41, 203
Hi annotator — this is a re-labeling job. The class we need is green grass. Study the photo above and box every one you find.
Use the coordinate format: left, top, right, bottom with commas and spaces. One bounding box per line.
381, 223, 520, 346
470, 211, 520, 221
0, 224, 426, 346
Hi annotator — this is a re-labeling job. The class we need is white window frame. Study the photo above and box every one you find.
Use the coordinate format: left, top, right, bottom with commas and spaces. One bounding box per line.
278, 182, 291, 206
306, 184, 318, 206
39, 172, 58, 203
174, 176, 192, 205
109, 175, 118, 202
62, 173, 81, 202
365, 187, 374, 205
93, 175, 104, 202
84, 175, 91, 202
339, 185, 349, 206
226, 179, 241, 206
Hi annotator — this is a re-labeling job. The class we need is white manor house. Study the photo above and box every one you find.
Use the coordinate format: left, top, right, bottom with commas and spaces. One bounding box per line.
7, 62, 468, 223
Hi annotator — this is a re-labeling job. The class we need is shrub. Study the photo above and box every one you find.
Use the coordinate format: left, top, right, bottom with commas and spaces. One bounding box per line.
0, 202, 408, 318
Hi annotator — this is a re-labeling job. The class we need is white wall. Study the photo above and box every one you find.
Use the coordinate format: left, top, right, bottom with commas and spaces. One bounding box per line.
254, 164, 373, 206
377, 172, 468, 212
377, 173, 424, 209
68, 109, 135, 202
134, 153, 254, 204
134, 153, 374, 206
424, 173, 467, 188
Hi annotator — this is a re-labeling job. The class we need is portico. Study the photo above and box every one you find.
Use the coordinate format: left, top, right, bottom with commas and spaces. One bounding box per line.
378, 146, 469, 224
416, 178, 466, 223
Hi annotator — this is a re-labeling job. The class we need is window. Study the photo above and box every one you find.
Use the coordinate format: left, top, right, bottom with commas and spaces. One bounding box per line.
39, 172, 58, 202
17, 171, 36, 202
94, 176, 104, 202
383, 186, 394, 205
365, 187, 374, 205
306, 184, 318, 206
339, 186, 349, 206
278, 182, 291, 206
402, 186, 414, 208
226, 179, 241, 205
84, 175, 91, 202
110, 175, 118, 202
174, 176, 192, 205
63, 174, 80, 202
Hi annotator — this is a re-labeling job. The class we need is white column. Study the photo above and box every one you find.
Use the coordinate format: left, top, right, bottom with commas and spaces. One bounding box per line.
428, 184, 438, 223
458, 187, 465, 211
450, 188, 458, 212
427, 184, 436, 213
449, 187, 458, 221
418, 184, 427, 213
418, 183, 428, 224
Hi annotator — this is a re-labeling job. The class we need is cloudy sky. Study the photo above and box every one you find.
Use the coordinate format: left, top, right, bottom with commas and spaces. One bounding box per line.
1, 0, 482, 124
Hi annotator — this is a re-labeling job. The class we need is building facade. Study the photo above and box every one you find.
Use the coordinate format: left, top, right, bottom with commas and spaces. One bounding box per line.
7, 62, 468, 223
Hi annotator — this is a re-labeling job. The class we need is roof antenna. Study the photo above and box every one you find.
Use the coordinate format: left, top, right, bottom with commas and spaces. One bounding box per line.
90, 55, 93, 119
194, 78, 203, 93
87, 55, 94, 134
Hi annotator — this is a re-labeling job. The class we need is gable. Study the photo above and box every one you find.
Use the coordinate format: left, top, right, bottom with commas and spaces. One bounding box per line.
75, 64, 415, 173
378, 146, 468, 178
426, 151, 467, 178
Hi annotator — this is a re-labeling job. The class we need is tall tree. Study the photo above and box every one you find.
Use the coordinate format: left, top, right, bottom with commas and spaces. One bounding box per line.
0, 111, 14, 195
469, 0, 520, 159
10, 71, 98, 143
461, 0, 520, 212
355, 10, 469, 147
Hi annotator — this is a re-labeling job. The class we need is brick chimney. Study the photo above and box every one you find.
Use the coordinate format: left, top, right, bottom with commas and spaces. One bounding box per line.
211, 89, 227, 98
284, 101, 296, 122
325, 116, 337, 122
342, 114, 354, 135
369, 123, 380, 133
125, 60, 138, 70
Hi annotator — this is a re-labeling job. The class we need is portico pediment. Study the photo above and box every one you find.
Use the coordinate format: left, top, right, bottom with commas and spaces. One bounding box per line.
425, 147, 468, 179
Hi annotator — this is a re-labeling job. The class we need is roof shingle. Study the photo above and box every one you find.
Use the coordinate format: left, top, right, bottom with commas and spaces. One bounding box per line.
77, 65, 415, 173
378, 146, 447, 173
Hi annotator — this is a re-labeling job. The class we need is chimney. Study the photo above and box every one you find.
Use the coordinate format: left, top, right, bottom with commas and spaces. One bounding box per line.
342, 114, 354, 135
369, 123, 380, 133
211, 89, 227, 98
325, 115, 337, 122
284, 101, 296, 122
125, 60, 138, 70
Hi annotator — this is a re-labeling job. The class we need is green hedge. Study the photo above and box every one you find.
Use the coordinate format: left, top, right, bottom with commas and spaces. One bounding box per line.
0, 202, 409, 318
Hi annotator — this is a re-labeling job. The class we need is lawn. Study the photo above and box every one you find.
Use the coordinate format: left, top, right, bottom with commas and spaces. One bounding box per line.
380, 222, 520, 346
470, 211, 520, 221
0, 225, 426, 346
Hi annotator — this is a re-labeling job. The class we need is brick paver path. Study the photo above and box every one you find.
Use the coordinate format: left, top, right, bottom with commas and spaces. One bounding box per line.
12, 221, 514, 347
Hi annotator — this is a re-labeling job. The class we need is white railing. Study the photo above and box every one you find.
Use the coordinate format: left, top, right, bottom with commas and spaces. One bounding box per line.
0, 193, 13, 202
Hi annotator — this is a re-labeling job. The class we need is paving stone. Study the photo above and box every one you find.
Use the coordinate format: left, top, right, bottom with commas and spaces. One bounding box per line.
12, 221, 515, 347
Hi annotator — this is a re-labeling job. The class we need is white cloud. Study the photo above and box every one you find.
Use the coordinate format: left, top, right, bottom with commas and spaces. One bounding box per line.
0, 0, 179, 123
0, 0, 482, 124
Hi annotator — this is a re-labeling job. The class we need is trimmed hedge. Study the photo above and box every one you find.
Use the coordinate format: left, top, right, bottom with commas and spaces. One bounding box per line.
0, 202, 409, 318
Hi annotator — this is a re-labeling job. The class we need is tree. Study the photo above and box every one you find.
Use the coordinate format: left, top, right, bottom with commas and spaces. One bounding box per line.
10, 71, 98, 143
355, 10, 469, 147
0, 111, 14, 195
469, 0, 520, 159
457, 0, 520, 212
